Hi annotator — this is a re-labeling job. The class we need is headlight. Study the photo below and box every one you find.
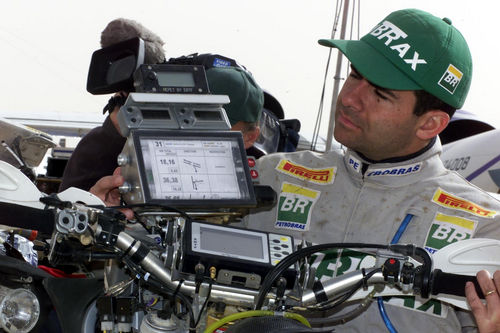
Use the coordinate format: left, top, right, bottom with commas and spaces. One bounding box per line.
0, 287, 40, 333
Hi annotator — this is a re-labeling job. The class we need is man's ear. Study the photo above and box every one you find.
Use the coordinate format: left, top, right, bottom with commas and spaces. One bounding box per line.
415, 110, 450, 140
243, 127, 261, 149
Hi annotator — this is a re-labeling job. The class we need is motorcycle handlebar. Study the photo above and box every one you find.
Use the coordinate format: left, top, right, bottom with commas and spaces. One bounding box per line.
115, 230, 261, 307
111, 228, 485, 310
431, 269, 484, 298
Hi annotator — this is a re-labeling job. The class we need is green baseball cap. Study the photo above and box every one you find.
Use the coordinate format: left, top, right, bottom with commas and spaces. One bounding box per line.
206, 66, 264, 126
319, 8, 472, 109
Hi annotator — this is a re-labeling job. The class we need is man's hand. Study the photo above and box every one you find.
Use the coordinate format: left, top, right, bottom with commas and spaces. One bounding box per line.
466, 270, 500, 333
89, 167, 134, 220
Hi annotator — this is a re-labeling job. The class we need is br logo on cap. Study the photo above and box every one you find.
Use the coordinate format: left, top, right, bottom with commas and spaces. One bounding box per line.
438, 64, 463, 94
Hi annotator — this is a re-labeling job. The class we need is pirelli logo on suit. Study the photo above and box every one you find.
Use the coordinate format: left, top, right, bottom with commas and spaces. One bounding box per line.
276, 160, 336, 185
431, 188, 497, 218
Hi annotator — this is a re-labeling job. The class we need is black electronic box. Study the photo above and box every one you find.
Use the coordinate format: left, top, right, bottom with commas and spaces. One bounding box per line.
180, 221, 297, 289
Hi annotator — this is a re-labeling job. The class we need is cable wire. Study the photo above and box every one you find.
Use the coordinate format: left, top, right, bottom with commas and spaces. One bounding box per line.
103, 202, 193, 224
377, 214, 414, 333
203, 310, 311, 333
194, 281, 213, 328
255, 242, 390, 310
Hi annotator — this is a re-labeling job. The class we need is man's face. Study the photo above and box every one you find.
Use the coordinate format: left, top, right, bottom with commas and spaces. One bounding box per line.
334, 67, 421, 161
231, 121, 260, 149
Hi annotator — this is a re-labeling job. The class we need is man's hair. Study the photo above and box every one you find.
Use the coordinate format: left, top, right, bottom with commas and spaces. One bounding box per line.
413, 90, 456, 118
101, 18, 165, 64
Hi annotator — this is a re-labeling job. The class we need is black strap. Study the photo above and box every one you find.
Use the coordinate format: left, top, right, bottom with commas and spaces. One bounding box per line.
102, 94, 127, 114
312, 280, 328, 303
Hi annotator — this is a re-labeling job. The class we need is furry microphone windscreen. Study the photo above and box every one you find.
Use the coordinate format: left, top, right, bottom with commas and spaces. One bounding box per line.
100, 18, 166, 64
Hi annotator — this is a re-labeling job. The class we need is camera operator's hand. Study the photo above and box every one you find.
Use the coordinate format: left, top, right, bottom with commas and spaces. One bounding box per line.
466, 270, 500, 333
89, 167, 134, 220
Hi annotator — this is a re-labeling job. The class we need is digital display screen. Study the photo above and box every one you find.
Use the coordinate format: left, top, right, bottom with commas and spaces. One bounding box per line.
156, 71, 195, 87
199, 225, 265, 259
137, 133, 253, 204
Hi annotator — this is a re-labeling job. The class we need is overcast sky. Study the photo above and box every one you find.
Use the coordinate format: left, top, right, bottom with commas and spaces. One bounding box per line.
0, 0, 498, 140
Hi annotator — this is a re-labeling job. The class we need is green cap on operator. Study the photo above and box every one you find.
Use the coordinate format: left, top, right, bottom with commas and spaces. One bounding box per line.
206, 66, 264, 126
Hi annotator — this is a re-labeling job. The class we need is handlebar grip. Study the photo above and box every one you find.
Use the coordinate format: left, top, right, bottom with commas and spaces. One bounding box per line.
431, 269, 484, 298
0, 202, 55, 235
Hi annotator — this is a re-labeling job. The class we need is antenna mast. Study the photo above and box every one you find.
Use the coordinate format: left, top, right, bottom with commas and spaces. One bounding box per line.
325, 0, 350, 152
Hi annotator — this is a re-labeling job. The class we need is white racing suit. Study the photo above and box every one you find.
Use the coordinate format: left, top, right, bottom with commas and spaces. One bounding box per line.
244, 138, 500, 332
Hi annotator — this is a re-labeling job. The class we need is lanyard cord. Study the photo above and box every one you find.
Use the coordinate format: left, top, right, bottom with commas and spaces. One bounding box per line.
378, 213, 415, 333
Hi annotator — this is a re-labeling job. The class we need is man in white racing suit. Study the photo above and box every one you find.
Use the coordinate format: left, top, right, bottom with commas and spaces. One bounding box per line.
243, 8, 500, 333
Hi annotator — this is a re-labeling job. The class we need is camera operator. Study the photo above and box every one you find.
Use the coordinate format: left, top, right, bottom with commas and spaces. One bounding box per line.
59, 18, 165, 193
59, 21, 264, 193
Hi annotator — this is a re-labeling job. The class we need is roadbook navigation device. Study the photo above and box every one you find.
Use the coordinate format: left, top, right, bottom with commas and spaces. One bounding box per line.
113, 66, 257, 208
119, 130, 256, 208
